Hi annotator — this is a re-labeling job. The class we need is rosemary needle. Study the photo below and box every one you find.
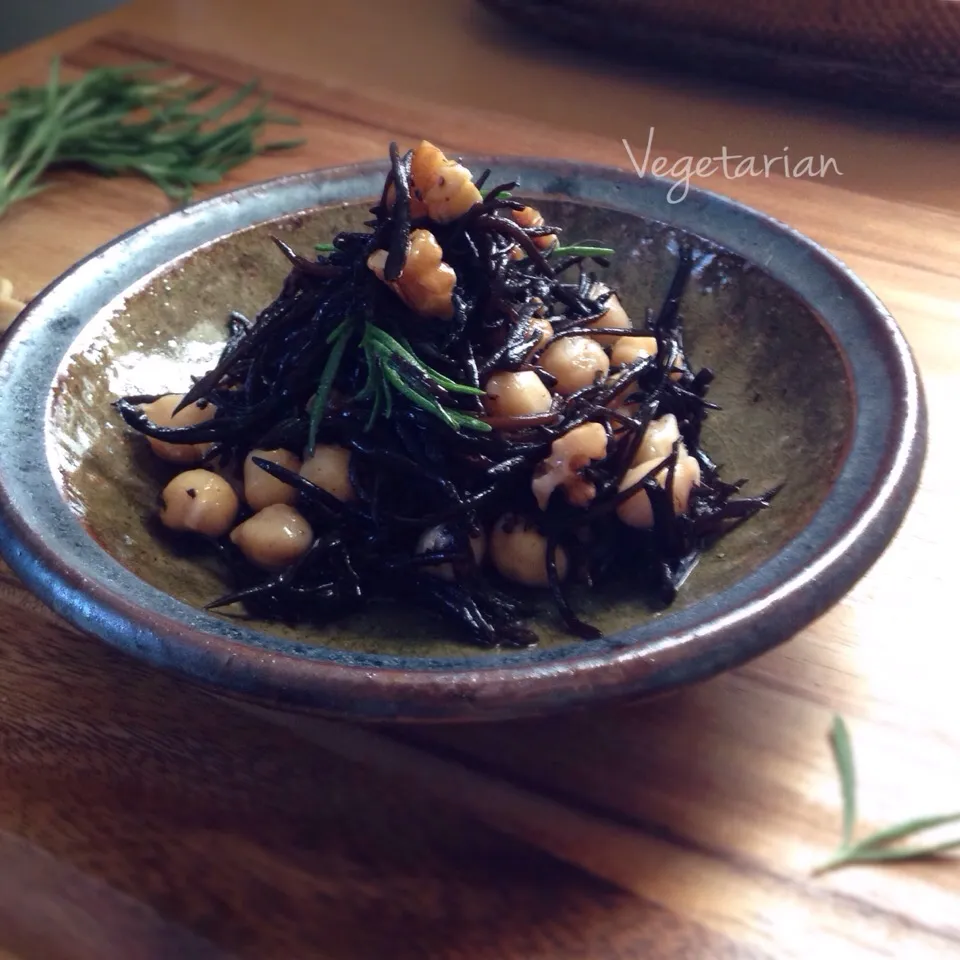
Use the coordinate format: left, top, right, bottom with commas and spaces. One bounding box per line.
305, 314, 489, 451
362, 322, 489, 434
814, 716, 960, 874
0, 58, 303, 218
552, 243, 616, 259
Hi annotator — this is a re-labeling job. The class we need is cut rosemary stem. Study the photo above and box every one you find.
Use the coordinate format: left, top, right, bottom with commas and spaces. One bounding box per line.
0, 59, 303, 219
814, 716, 960, 875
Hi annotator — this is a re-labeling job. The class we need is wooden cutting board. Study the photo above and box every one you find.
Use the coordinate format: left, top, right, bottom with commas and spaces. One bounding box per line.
1, 31, 959, 960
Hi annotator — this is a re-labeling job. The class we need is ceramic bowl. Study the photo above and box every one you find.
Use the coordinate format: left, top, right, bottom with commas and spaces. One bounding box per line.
0, 158, 925, 721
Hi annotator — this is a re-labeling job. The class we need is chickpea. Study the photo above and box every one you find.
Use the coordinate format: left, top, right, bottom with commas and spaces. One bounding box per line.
416, 524, 486, 581
587, 290, 633, 345
0, 275, 24, 333
207, 454, 245, 500
539, 336, 609, 396
631, 413, 680, 466
140, 394, 216, 463
484, 370, 553, 419
526, 316, 554, 356
409, 140, 482, 223
669, 354, 686, 381
610, 335, 658, 368
532, 422, 608, 510
658, 346, 686, 381
367, 229, 456, 320
616, 451, 701, 529
159, 469, 239, 537
612, 400, 640, 420
510, 205, 556, 254
603, 375, 640, 420
490, 514, 568, 587
300, 444, 355, 502
0, 297, 22, 332
674, 451, 701, 513
230, 504, 314, 571
243, 448, 302, 511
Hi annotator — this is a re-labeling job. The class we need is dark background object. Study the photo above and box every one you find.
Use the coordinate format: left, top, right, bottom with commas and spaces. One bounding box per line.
0, 0, 123, 54
479, 0, 960, 119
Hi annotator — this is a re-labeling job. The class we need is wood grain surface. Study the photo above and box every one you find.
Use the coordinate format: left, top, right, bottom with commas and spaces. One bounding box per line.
1, 15, 959, 960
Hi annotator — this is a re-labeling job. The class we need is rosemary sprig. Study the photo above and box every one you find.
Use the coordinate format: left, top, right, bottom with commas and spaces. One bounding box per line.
814, 716, 960, 874
365, 326, 485, 398
306, 321, 351, 452
306, 317, 489, 446
0, 59, 303, 218
362, 323, 489, 434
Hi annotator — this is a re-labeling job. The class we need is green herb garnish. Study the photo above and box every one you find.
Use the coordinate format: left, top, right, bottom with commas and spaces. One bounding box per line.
552, 244, 615, 259
307, 317, 489, 449
0, 58, 303, 218
365, 326, 485, 398
814, 716, 960, 874
314, 242, 336, 252
306, 321, 351, 452
362, 323, 489, 434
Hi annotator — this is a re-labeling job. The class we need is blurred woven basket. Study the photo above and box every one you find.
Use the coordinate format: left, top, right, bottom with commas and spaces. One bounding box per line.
480, 0, 960, 117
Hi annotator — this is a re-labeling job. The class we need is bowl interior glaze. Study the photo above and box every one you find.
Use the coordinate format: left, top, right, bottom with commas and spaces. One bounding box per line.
47, 197, 851, 658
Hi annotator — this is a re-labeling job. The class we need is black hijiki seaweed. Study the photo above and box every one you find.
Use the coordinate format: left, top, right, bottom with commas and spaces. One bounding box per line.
115, 142, 779, 648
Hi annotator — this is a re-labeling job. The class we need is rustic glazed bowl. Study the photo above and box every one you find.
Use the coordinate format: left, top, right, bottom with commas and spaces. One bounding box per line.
0, 158, 925, 721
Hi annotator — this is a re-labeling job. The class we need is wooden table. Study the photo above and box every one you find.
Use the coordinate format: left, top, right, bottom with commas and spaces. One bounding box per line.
2, 5, 959, 957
